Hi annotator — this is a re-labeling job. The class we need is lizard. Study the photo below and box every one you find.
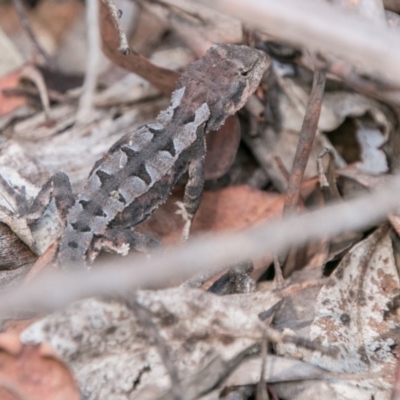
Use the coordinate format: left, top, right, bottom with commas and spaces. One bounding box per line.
57, 44, 268, 269
0, 44, 268, 270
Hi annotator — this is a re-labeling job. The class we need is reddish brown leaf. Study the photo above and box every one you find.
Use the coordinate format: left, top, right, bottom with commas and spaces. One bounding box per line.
139, 185, 284, 245
204, 115, 241, 180
193, 185, 284, 233
0, 334, 79, 400
0, 70, 27, 116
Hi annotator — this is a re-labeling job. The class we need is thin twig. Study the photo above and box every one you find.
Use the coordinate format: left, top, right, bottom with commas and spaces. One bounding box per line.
20, 65, 50, 118
1, 174, 400, 317
76, 0, 101, 125
274, 156, 290, 183
277, 278, 328, 298
277, 70, 326, 276
103, 0, 130, 54
12, 0, 52, 66
283, 71, 326, 214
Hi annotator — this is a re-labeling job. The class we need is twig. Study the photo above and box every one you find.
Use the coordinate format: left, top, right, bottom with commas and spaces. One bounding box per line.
283, 71, 326, 214
277, 278, 327, 298
76, 0, 101, 125
274, 156, 290, 183
20, 65, 50, 118
1, 174, 400, 317
103, 0, 130, 54
12, 0, 52, 67
277, 70, 326, 276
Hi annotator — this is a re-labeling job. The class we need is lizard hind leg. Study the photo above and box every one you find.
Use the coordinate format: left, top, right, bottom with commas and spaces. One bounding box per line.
89, 228, 162, 262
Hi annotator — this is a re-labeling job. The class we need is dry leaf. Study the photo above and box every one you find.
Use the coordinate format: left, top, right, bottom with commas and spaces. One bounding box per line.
21, 288, 281, 399
309, 226, 400, 376
0, 333, 79, 400
204, 115, 241, 180
0, 70, 27, 116
193, 185, 284, 233
140, 185, 284, 245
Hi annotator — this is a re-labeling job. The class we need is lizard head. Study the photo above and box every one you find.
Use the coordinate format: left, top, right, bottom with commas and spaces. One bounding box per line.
180, 44, 269, 132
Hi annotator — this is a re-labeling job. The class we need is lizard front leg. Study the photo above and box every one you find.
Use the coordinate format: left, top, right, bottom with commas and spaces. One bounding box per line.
176, 138, 206, 241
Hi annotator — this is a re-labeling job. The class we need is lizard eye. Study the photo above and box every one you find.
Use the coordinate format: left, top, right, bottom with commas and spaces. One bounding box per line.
240, 69, 250, 77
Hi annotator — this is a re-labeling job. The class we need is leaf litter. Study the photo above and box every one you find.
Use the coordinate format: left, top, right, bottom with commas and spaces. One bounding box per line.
1, 0, 400, 399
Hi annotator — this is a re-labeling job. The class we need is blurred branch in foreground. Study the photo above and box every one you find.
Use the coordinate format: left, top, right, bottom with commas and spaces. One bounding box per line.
1, 173, 400, 317
198, 0, 400, 87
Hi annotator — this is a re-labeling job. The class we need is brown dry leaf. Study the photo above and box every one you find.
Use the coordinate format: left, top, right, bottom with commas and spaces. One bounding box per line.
140, 185, 284, 245
33, 0, 84, 46
20, 288, 281, 400
193, 185, 284, 233
204, 115, 241, 180
0, 332, 79, 400
99, 0, 179, 96
0, 70, 27, 116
